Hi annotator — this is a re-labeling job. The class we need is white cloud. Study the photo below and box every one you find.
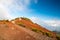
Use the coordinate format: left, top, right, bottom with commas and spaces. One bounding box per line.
9, 0, 31, 11
30, 17, 60, 31
0, 0, 40, 20
0, 0, 39, 20
30, 17, 44, 26
44, 20, 60, 31
0, 1, 12, 19
0, 0, 31, 19
30, 17, 40, 23
0, 0, 15, 19
0, 0, 13, 5
8, 0, 33, 15
44, 20, 60, 27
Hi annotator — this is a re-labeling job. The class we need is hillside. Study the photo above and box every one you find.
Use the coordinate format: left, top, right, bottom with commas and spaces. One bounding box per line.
0, 17, 57, 40
53, 31, 60, 40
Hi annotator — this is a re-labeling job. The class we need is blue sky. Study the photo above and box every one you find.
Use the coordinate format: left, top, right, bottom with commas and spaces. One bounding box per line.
28, 0, 60, 19
0, 0, 60, 31
11, 0, 60, 20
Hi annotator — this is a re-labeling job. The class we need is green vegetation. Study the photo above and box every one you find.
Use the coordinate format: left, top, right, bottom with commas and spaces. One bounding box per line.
20, 17, 33, 23
17, 22, 25, 27
20, 17, 30, 21
56, 34, 60, 40
53, 31, 60, 40
43, 32, 52, 38
39, 30, 44, 33
45, 32, 51, 37
56, 36, 60, 40
31, 28, 53, 38
6, 20, 9, 22
31, 28, 38, 32
15, 17, 30, 20
11, 19, 14, 21
15, 18, 19, 20
0, 20, 9, 22
31, 28, 42, 33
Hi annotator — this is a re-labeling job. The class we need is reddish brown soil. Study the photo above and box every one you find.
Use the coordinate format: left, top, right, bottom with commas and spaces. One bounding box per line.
0, 21, 37, 40
14, 18, 56, 38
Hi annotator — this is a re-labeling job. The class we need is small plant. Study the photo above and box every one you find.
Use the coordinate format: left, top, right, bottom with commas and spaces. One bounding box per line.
20, 17, 30, 21
56, 36, 60, 40
15, 18, 19, 20
32, 28, 38, 32
31, 28, 44, 33
5, 20, 9, 22
39, 30, 44, 33
17, 22, 25, 27
45, 32, 52, 37
0, 20, 9, 22
56, 34, 60, 40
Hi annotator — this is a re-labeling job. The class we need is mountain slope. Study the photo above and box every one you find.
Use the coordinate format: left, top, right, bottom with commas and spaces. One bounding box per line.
11, 17, 57, 40
12, 17, 56, 37
0, 18, 57, 40
0, 20, 37, 40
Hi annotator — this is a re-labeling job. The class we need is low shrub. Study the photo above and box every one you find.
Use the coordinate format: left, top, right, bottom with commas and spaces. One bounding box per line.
21, 17, 30, 21
17, 22, 25, 27
45, 32, 52, 37
39, 30, 44, 34
56, 35, 60, 40
56, 36, 60, 40
5, 20, 9, 22
31, 28, 39, 32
